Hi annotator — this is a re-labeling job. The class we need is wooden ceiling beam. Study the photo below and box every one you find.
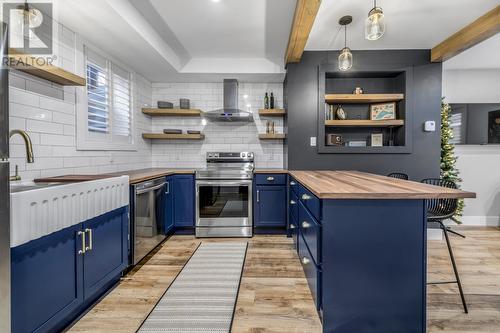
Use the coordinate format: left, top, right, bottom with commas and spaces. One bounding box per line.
431, 5, 500, 62
285, 0, 322, 64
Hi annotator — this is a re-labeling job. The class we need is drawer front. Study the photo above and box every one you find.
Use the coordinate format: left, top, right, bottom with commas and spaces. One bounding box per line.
299, 202, 321, 265
299, 184, 321, 221
289, 176, 299, 194
255, 174, 287, 185
289, 189, 299, 221
298, 234, 322, 310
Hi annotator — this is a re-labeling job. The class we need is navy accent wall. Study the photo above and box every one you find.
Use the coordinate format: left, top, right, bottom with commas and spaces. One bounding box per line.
285, 50, 442, 181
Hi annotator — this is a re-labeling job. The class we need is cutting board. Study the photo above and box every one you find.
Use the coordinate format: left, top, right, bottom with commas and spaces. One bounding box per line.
34, 175, 113, 183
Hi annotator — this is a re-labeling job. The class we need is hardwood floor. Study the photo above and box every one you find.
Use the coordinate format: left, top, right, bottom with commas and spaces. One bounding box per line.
68, 227, 500, 333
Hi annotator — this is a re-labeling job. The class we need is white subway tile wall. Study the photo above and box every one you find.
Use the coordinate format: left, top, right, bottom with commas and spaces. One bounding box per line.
8, 71, 153, 180
151, 83, 285, 169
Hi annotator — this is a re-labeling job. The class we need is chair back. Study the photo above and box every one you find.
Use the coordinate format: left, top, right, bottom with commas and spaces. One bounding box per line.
421, 178, 458, 219
387, 172, 409, 180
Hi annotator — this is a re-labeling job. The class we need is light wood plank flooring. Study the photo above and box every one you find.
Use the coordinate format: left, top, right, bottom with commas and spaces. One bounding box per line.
68, 227, 500, 333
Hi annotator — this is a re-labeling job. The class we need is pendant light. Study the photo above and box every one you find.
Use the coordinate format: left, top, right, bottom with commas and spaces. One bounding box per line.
16, 1, 43, 39
365, 0, 385, 41
338, 16, 353, 72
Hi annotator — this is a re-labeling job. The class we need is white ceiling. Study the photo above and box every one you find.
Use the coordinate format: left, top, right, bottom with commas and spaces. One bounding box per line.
306, 0, 500, 51
54, 0, 499, 82
443, 34, 500, 70
56, 0, 296, 83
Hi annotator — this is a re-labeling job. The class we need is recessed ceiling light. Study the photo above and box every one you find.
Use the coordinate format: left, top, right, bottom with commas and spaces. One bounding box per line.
211, 0, 221, 3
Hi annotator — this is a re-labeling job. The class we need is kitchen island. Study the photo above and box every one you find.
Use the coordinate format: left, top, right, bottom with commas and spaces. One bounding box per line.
285, 171, 475, 333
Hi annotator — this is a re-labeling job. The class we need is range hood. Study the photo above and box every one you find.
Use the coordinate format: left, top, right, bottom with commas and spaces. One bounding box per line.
204, 79, 253, 122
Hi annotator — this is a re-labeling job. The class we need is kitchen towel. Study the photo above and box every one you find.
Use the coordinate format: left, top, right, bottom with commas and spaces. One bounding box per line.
138, 242, 248, 333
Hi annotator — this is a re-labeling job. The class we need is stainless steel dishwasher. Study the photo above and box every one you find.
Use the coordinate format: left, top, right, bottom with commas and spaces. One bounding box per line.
131, 177, 166, 265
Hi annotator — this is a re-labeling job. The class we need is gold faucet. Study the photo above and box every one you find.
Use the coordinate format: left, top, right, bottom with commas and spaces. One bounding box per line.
9, 129, 34, 181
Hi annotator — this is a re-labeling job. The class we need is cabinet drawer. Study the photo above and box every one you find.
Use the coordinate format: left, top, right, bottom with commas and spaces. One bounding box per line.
298, 233, 322, 310
299, 202, 321, 265
289, 189, 299, 220
289, 206, 299, 252
299, 184, 321, 221
256, 174, 287, 185
289, 176, 299, 194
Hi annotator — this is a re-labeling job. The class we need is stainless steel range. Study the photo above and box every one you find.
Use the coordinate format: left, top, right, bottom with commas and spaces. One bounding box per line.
195, 152, 254, 237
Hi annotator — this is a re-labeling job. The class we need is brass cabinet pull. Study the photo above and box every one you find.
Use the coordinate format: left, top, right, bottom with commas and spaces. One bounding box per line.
301, 194, 311, 200
301, 256, 310, 265
290, 181, 296, 186
267, 176, 274, 181
85, 228, 93, 251
78, 231, 86, 255
289, 224, 296, 229
290, 199, 296, 205
302, 221, 311, 229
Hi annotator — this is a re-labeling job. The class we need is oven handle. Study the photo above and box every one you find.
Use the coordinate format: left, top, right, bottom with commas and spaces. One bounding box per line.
196, 180, 252, 186
135, 182, 166, 195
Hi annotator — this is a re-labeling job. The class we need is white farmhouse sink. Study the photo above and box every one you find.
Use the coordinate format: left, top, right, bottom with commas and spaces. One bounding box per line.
10, 176, 129, 247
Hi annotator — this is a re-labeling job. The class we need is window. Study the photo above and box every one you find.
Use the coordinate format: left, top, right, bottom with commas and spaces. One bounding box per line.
450, 112, 463, 145
77, 45, 135, 150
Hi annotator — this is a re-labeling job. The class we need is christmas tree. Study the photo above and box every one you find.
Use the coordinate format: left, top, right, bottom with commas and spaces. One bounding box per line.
441, 99, 464, 222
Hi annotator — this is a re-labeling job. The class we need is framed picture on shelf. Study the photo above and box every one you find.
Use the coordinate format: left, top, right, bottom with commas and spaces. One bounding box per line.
370, 102, 396, 120
371, 133, 383, 147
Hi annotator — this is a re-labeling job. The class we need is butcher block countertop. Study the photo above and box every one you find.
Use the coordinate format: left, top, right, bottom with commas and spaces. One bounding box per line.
289, 171, 476, 199
105, 168, 195, 184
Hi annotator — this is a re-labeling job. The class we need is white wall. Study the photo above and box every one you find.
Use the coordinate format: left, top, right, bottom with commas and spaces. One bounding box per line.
8, 71, 153, 181
443, 69, 500, 226
151, 83, 284, 169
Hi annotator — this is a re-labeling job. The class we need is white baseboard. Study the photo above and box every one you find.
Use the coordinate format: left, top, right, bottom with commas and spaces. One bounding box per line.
459, 216, 500, 227
427, 229, 443, 241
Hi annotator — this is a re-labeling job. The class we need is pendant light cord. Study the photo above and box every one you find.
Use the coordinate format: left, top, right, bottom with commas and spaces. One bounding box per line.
344, 25, 347, 48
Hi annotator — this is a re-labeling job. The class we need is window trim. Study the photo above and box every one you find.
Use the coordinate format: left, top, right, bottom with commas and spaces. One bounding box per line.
75, 36, 137, 151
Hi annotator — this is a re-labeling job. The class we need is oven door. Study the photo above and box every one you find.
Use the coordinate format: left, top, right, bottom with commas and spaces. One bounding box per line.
196, 179, 252, 237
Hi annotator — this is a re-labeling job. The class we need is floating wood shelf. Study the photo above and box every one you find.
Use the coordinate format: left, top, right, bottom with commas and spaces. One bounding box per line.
325, 94, 405, 104
8, 50, 86, 86
259, 133, 286, 140
142, 108, 202, 116
258, 108, 286, 116
325, 119, 405, 127
142, 133, 205, 140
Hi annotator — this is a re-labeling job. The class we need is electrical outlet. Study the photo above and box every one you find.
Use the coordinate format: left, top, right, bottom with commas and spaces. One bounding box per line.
310, 137, 317, 147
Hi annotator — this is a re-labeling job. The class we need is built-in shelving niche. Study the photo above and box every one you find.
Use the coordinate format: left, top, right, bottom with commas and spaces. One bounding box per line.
317, 65, 413, 154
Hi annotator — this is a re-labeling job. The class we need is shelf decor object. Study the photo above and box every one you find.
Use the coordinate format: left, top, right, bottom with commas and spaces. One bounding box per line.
142, 108, 202, 116
370, 102, 396, 120
8, 50, 86, 86
258, 108, 286, 116
338, 16, 353, 71
325, 94, 404, 104
325, 119, 404, 127
258, 133, 286, 140
142, 133, 205, 140
365, 0, 385, 41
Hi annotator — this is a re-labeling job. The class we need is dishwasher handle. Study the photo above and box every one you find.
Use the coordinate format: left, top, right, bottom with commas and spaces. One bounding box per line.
135, 182, 166, 195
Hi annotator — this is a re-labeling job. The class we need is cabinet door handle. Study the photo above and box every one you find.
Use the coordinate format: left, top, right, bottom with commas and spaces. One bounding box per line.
301, 194, 311, 200
85, 228, 93, 251
290, 199, 296, 205
289, 223, 296, 229
290, 181, 296, 186
256, 190, 260, 203
301, 256, 310, 265
302, 221, 311, 229
165, 181, 169, 194
78, 231, 86, 255
267, 176, 274, 181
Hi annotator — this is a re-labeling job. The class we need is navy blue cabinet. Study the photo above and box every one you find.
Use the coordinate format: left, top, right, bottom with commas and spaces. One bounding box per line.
164, 176, 175, 233
11, 207, 128, 333
254, 185, 287, 227
173, 175, 195, 227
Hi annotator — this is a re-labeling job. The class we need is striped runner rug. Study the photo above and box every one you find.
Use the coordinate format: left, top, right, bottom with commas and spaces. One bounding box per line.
138, 242, 248, 333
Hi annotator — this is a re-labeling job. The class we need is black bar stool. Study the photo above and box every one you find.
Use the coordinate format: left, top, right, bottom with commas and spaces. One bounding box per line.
387, 172, 409, 180
421, 178, 468, 313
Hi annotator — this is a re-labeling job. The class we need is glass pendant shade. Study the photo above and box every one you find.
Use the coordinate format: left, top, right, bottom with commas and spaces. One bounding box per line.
338, 47, 353, 71
365, 7, 385, 40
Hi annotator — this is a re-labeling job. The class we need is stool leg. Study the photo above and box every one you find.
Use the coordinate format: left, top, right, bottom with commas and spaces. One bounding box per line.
446, 227, 466, 238
440, 222, 468, 313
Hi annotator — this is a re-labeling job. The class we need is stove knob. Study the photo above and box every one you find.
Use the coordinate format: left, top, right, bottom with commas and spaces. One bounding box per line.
241, 152, 246, 157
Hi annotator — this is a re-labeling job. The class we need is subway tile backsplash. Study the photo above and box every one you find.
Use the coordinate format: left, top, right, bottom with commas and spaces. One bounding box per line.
8, 72, 285, 180
151, 82, 285, 169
